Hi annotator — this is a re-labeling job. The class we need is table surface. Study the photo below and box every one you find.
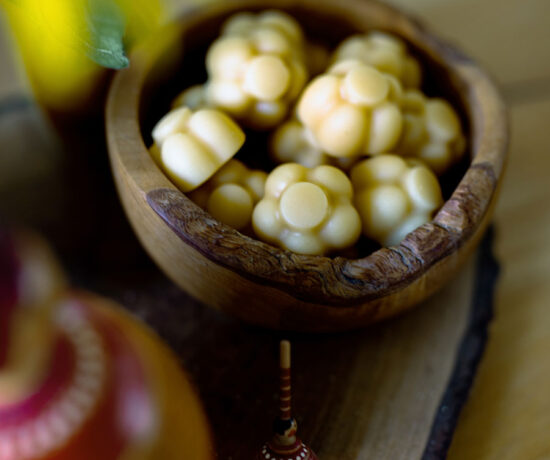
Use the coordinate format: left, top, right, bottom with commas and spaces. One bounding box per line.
1, 1, 550, 459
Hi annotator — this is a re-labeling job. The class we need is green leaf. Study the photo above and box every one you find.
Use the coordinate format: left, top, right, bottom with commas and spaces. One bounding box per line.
85, 0, 129, 69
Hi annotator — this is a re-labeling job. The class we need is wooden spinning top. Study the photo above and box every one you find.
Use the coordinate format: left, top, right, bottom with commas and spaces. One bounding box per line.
257, 341, 318, 460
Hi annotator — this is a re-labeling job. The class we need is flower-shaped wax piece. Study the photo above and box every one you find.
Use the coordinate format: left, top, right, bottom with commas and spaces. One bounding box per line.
151, 106, 245, 192
351, 154, 443, 247
396, 90, 466, 175
271, 119, 358, 170
189, 159, 267, 230
204, 10, 308, 128
297, 60, 403, 158
331, 31, 421, 88
253, 163, 361, 255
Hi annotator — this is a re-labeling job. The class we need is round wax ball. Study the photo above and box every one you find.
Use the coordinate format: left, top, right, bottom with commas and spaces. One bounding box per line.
152, 107, 191, 146
280, 182, 329, 230
207, 184, 254, 230
243, 55, 291, 101
343, 65, 389, 106
297, 75, 341, 128
425, 99, 461, 141
187, 109, 245, 160
317, 104, 367, 158
206, 36, 254, 79
367, 103, 403, 154
162, 133, 219, 192
403, 166, 443, 211
320, 205, 362, 248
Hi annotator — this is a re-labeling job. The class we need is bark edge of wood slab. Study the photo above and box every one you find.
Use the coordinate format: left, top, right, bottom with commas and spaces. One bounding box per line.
106, 0, 508, 331
422, 226, 499, 459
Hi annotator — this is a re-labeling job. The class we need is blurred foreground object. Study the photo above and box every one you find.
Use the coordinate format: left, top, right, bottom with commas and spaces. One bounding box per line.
1, 0, 163, 112
257, 341, 317, 460
0, 228, 212, 460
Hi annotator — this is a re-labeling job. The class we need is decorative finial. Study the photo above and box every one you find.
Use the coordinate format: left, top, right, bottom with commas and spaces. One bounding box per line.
257, 340, 318, 460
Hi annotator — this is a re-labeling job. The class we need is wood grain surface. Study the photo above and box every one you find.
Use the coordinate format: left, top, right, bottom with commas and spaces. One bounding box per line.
447, 100, 550, 460
100, 240, 493, 460
2, 0, 550, 457
0, 97, 497, 459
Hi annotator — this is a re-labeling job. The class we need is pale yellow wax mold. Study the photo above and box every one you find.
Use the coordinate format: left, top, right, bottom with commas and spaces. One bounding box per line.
252, 163, 361, 255
331, 31, 421, 88
396, 90, 466, 175
206, 184, 253, 230
203, 10, 308, 129
150, 106, 245, 192
271, 118, 359, 170
188, 159, 267, 230
297, 60, 404, 158
351, 154, 443, 247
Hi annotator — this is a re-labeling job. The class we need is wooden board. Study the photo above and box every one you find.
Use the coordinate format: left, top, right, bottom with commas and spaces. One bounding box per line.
104, 232, 497, 460
0, 97, 498, 459
447, 99, 550, 460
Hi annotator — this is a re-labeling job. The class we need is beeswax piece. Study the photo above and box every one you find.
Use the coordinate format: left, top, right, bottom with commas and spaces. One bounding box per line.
151, 107, 245, 192
331, 31, 421, 88
351, 154, 443, 246
297, 61, 403, 158
253, 163, 361, 255
397, 90, 466, 175
271, 119, 359, 170
189, 159, 267, 230
204, 10, 308, 128
207, 183, 253, 230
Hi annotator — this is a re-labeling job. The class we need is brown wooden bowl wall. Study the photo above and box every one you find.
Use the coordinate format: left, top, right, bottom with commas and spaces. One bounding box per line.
106, 0, 508, 332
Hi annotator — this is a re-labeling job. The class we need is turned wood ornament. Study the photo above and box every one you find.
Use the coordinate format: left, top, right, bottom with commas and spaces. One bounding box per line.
0, 228, 212, 460
257, 341, 317, 460
106, 0, 508, 331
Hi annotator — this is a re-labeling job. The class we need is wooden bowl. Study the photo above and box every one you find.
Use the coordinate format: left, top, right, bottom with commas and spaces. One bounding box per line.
106, 0, 508, 332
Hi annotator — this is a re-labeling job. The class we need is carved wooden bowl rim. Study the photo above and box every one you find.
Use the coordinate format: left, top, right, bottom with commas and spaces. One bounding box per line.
106, 0, 508, 306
